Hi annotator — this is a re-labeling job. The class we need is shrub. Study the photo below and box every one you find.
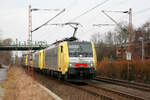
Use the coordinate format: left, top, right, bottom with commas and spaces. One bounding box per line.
97, 59, 150, 84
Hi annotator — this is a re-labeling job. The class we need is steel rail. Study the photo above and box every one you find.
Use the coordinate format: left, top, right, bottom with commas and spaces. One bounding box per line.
31, 69, 114, 100
95, 76, 150, 92
88, 83, 146, 100
64, 82, 115, 100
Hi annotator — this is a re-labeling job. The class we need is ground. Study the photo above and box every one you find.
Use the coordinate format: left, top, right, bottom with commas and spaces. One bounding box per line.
1, 65, 55, 100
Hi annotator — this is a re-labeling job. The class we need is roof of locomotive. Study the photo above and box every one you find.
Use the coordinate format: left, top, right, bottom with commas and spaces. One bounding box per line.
30, 40, 92, 56
67, 40, 91, 43
45, 40, 92, 50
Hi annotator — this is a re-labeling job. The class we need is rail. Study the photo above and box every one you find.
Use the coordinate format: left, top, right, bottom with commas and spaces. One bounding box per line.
95, 76, 150, 92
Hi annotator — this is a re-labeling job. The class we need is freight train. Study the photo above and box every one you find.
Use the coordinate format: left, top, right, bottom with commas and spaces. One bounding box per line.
22, 39, 97, 81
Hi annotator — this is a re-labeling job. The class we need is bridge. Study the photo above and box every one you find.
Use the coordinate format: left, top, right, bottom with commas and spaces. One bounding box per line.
0, 45, 48, 51
0, 41, 50, 51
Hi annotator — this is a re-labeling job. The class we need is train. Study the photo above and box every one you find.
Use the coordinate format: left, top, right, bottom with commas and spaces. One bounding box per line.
22, 40, 97, 81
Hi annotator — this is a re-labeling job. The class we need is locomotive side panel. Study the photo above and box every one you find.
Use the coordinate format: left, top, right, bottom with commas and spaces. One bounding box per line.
21, 55, 26, 66
33, 52, 39, 68
45, 47, 58, 70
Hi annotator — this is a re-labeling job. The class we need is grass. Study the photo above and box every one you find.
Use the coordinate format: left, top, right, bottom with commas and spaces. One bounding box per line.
1, 65, 55, 100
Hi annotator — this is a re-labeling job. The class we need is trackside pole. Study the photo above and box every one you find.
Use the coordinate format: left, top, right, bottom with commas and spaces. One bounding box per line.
28, 5, 34, 77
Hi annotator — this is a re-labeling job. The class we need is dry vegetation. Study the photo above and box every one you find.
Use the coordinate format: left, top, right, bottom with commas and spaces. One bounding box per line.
97, 58, 150, 84
1, 65, 55, 100
0, 38, 12, 65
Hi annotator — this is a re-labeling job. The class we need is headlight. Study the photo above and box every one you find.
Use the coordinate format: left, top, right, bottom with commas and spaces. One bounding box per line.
70, 64, 73, 67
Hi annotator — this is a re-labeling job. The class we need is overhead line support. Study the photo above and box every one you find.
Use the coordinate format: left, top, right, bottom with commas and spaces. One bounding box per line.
28, 5, 33, 76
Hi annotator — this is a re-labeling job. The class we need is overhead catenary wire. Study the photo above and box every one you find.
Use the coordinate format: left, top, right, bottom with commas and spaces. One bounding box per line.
40, 22, 80, 42
32, 9, 65, 33
69, 0, 110, 22
39, 0, 112, 42
37, 0, 110, 41
33, 0, 78, 41
36, 26, 59, 42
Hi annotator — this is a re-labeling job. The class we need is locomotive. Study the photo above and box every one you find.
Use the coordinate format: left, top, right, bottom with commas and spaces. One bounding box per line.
23, 39, 97, 81
22, 23, 97, 81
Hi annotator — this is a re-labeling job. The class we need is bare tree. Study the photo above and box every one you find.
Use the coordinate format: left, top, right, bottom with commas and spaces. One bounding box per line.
91, 32, 116, 61
114, 22, 128, 45
105, 31, 114, 45
0, 38, 12, 65
90, 32, 102, 45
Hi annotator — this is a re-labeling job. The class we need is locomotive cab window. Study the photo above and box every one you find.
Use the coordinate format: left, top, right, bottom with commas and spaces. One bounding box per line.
61, 46, 63, 53
68, 42, 93, 57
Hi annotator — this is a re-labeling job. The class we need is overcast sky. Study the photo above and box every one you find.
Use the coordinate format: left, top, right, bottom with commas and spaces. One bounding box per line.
0, 0, 150, 44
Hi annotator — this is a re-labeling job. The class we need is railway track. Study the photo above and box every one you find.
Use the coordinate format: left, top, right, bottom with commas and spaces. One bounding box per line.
87, 83, 146, 100
66, 80, 148, 100
64, 82, 115, 100
33, 70, 150, 100
95, 76, 150, 92
34, 71, 114, 100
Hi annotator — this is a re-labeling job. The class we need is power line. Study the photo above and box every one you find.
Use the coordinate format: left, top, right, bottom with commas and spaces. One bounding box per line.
93, 24, 115, 27
36, 0, 110, 41
32, 1, 78, 41
40, 22, 81, 42
69, 0, 110, 22
33, 0, 110, 41
37, 26, 59, 41
32, 9, 65, 33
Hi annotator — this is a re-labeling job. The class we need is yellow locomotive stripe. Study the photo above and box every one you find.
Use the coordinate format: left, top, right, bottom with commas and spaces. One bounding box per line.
91, 42, 97, 70
58, 42, 69, 75
39, 50, 45, 69
25, 55, 28, 66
